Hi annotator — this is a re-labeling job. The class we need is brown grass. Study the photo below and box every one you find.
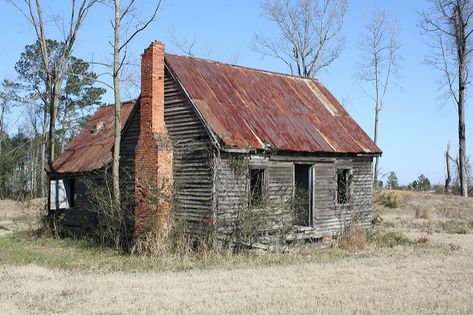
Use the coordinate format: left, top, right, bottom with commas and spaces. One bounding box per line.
0, 199, 45, 237
1, 193, 473, 314
0, 241, 472, 314
337, 227, 367, 250
415, 203, 434, 219
386, 190, 473, 220
374, 190, 403, 208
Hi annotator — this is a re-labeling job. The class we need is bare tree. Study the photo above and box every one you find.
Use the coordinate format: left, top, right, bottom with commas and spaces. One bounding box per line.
254, 0, 347, 78
110, 0, 161, 206
445, 143, 452, 192
357, 7, 400, 186
169, 28, 196, 57
421, 0, 473, 197
8, 0, 97, 163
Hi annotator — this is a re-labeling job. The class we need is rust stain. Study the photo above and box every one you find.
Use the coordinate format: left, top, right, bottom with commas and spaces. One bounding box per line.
46, 100, 136, 174
165, 54, 381, 155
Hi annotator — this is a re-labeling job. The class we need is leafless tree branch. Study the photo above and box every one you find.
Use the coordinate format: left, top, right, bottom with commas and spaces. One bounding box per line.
254, 0, 348, 78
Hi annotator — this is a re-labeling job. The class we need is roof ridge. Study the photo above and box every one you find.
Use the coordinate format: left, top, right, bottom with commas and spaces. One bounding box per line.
164, 52, 321, 82
99, 99, 138, 109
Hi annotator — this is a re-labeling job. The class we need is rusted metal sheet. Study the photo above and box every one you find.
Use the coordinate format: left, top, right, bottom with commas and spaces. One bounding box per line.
165, 54, 381, 155
46, 101, 136, 174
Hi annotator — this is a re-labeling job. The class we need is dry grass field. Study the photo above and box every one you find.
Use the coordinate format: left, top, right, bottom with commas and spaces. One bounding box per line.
0, 191, 473, 314
0, 199, 43, 236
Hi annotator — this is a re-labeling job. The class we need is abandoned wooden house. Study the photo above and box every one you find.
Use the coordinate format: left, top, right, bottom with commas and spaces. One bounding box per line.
46, 40, 381, 243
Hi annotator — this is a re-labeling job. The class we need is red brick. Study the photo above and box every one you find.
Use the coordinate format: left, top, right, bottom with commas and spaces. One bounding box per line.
135, 41, 173, 236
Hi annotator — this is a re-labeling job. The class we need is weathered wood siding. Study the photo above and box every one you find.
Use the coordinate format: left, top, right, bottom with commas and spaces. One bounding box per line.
164, 68, 213, 238
214, 155, 294, 243
312, 158, 373, 235
120, 104, 140, 210
214, 154, 373, 242
60, 176, 97, 236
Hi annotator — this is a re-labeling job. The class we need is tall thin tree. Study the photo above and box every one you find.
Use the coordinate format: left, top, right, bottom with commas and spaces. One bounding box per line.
421, 0, 472, 197
8, 0, 97, 163
357, 8, 400, 186
110, 0, 161, 207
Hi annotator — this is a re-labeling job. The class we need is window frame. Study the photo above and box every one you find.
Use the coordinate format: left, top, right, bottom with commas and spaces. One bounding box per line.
248, 167, 267, 208
336, 167, 352, 205
293, 162, 315, 227
50, 177, 75, 210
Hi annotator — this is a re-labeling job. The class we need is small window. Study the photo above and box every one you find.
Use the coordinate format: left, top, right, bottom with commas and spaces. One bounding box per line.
336, 169, 351, 204
249, 168, 265, 207
50, 178, 75, 210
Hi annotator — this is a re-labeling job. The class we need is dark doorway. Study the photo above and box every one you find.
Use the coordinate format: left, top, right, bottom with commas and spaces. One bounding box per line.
294, 164, 313, 226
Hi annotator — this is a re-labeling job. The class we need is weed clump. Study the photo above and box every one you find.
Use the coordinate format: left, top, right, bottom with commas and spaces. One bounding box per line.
337, 227, 367, 250
368, 230, 413, 248
375, 190, 402, 208
436, 220, 473, 234
415, 203, 434, 219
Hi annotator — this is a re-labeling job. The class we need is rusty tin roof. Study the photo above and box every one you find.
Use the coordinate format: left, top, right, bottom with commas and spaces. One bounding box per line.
165, 54, 381, 155
46, 101, 135, 174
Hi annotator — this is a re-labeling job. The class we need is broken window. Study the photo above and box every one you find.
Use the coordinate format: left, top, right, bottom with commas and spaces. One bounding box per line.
249, 168, 265, 207
336, 168, 351, 204
50, 178, 75, 210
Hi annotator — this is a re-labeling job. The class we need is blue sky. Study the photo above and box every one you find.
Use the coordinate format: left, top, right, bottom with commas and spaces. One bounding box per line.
0, 0, 466, 185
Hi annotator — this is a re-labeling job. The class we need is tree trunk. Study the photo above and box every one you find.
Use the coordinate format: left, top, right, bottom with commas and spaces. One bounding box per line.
40, 103, 48, 197
373, 106, 379, 186
458, 14, 468, 197
445, 144, 451, 193
112, 0, 121, 207
458, 84, 468, 196
48, 85, 60, 163
40, 137, 46, 196
60, 102, 69, 154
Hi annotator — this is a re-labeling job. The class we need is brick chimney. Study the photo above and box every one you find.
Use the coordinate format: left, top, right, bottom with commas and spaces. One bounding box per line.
135, 41, 173, 236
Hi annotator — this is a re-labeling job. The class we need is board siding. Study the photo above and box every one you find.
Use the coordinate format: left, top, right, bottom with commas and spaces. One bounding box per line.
214, 155, 373, 243
120, 104, 140, 211
164, 68, 214, 238
60, 176, 97, 236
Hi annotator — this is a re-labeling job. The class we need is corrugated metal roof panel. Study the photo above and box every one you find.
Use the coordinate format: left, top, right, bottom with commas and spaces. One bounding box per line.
46, 101, 135, 174
165, 54, 381, 155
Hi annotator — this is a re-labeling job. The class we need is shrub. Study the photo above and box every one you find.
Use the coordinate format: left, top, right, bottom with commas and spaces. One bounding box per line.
131, 218, 194, 257
415, 204, 434, 219
337, 226, 367, 250
375, 191, 401, 208
368, 230, 413, 248
446, 208, 463, 219
437, 220, 473, 234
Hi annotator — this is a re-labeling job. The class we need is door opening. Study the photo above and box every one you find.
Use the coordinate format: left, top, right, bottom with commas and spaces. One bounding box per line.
294, 164, 313, 226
